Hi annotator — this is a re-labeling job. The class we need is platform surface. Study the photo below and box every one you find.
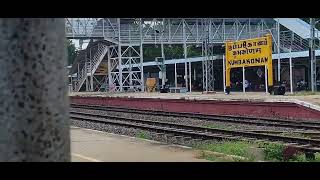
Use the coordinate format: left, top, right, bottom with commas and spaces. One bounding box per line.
69, 92, 320, 110
71, 127, 208, 162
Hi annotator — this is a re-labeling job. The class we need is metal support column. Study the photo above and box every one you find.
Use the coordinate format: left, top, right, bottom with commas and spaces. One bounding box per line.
310, 18, 316, 92
175, 63, 177, 88
102, 18, 105, 37
202, 38, 205, 91
107, 47, 112, 92
85, 72, 89, 91
77, 63, 80, 84
223, 55, 226, 92
140, 18, 144, 92
161, 36, 166, 88
265, 65, 268, 93
243, 67, 245, 93
0, 18, 70, 161
289, 50, 293, 94
90, 48, 93, 91
277, 18, 281, 82
202, 19, 214, 92
118, 18, 123, 92
189, 60, 192, 92
183, 19, 188, 90
70, 75, 73, 92
290, 32, 294, 94
129, 47, 133, 89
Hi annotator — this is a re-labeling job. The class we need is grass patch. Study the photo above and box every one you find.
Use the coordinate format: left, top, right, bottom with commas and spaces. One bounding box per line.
258, 143, 284, 161
135, 131, 150, 139
279, 132, 310, 139
193, 140, 320, 162
193, 140, 258, 161
197, 151, 220, 161
203, 124, 232, 130
259, 142, 320, 162
289, 152, 320, 162
197, 151, 242, 162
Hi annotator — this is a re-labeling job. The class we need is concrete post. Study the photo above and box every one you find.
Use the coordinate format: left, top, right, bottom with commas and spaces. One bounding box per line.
0, 18, 70, 161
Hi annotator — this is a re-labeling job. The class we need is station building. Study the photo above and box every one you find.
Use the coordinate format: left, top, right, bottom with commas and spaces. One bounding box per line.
66, 18, 320, 93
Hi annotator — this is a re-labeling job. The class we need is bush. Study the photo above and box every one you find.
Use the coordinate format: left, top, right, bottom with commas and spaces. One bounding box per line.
260, 143, 284, 161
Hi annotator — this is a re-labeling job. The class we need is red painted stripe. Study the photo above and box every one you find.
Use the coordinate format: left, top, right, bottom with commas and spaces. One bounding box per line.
70, 96, 320, 121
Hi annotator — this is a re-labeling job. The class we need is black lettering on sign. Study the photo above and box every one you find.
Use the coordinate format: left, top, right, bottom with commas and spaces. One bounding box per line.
233, 44, 237, 50
242, 41, 247, 49
233, 51, 236, 56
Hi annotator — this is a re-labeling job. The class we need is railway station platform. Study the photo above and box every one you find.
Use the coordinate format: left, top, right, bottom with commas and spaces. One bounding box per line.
70, 92, 320, 121
70, 91, 320, 108
71, 126, 208, 162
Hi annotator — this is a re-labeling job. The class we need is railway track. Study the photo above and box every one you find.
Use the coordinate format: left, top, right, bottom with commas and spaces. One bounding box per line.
71, 103, 320, 131
70, 110, 320, 153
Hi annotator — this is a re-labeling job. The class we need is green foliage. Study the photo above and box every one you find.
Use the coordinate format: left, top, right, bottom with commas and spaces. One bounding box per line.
193, 141, 255, 160
136, 131, 150, 139
301, 18, 320, 29
194, 140, 320, 162
259, 143, 284, 161
279, 132, 309, 139
187, 45, 202, 58
198, 151, 234, 162
199, 152, 219, 161
142, 44, 202, 62
66, 39, 77, 65
289, 152, 320, 162
143, 45, 161, 62
164, 45, 184, 60
203, 124, 231, 130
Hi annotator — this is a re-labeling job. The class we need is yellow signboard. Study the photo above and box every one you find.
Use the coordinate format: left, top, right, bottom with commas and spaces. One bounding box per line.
225, 34, 273, 92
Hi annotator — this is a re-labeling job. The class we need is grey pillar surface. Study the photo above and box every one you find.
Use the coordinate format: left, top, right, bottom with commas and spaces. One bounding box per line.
0, 19, 70, 161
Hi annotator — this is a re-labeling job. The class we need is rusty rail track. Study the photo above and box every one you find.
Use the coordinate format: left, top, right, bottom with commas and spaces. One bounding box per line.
70, 103, 320, 131
70, 110, 320, 153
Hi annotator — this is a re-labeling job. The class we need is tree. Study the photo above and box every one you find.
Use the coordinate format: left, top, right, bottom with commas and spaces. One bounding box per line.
66, 39, 77, 65
301, 18, 320, 29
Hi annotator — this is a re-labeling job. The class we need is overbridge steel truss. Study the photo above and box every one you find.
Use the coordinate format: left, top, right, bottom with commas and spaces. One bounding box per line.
66, 18, 297, 92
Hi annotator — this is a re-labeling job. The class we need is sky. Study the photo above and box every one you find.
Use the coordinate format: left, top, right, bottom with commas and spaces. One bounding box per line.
71, 39, 89, 50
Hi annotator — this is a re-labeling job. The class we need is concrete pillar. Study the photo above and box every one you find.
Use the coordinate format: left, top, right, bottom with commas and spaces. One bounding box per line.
0, 18, 70, 161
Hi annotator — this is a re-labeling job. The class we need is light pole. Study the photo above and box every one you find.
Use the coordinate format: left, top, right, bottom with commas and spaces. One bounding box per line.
310, 18, 319, 92
316, 20, 320, 92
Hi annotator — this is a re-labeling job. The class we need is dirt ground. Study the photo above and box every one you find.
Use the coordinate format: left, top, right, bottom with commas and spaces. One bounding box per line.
71, 126, 209, 162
